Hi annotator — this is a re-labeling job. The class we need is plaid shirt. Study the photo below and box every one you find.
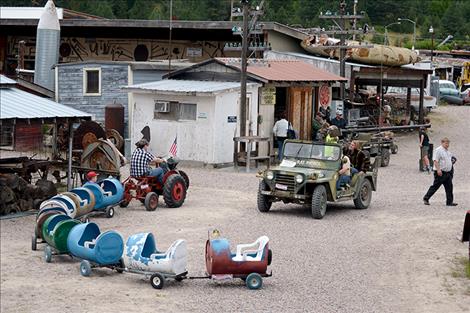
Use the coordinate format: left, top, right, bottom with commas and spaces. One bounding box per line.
130, 148, 155, 177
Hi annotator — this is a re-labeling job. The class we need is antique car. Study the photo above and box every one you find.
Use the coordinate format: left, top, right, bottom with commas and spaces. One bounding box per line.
257, 140, 378, 219
66, 222, 124, 276
205, 230, 272, 290
120, 232, 188, 289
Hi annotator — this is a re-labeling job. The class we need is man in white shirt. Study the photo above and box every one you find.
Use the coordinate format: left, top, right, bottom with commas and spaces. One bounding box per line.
273, 112, 289, 160
423, 137, 457, 206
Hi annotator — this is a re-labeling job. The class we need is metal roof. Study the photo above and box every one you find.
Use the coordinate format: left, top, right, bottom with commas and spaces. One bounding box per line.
0, 85, 91, 120
124, 79, 260, 95
244, 59, 347, 82
0, 75, 16, 85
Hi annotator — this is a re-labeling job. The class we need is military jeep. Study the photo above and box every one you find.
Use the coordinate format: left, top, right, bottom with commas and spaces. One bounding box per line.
257, 140, 378, 219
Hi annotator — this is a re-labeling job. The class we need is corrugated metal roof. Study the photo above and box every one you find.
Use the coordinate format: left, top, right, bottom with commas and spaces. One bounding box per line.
217, 58, 347, 82
124, 79, 260, 95
0, 75, 16, 84
0, 86, 91, 119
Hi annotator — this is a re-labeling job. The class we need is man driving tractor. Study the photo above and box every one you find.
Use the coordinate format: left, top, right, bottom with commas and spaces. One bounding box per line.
130, 139, 165, 182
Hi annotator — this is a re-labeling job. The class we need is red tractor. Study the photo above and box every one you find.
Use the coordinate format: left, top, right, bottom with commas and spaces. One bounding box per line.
120, 158, 189, 211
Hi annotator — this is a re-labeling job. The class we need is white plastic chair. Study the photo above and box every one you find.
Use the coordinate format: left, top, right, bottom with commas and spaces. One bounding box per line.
232, 236, 269, 262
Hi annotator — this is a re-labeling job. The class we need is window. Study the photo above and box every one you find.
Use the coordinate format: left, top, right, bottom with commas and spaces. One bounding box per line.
83, 68, 101, 95
179, 103, 197, 120
154, 100, 197, 121
0, 123, 14, 148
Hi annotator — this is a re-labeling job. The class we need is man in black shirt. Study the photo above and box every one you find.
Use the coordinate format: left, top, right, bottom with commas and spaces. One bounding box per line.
419, 127, 430, 173
330, 110, 347, 129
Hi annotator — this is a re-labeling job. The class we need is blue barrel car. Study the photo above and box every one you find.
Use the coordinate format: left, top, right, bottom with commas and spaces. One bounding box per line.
83, 177, 124, 218
66, 222, 124, 276
42, 214, 81, 262
122, 233, 187, 289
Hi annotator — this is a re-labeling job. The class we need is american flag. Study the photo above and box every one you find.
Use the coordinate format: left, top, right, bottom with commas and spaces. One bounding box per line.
169, 136, 177, 156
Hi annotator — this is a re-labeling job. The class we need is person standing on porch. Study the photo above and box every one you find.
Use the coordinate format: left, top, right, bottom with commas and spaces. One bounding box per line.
273, 112, 289, 161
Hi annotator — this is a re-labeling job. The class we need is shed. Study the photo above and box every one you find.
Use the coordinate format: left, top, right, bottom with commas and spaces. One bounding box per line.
164, 58, 346, 142
124, 79, 260, 165
0, 75, 91, 151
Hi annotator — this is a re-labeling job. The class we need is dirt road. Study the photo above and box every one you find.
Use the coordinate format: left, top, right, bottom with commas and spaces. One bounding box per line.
1, 106, 469, 313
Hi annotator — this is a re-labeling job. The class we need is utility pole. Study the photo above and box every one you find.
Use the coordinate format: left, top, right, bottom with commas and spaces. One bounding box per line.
239, 0, 249, 138
225, 0, 267, 138
318, 0, 373, 100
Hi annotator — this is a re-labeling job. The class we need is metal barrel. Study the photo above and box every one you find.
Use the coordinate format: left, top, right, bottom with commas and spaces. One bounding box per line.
42, 214, 70, 247
50, 194, 77, 218
69, 188, 95, 216
67, 222, 123, 265
83, 177, 123, 210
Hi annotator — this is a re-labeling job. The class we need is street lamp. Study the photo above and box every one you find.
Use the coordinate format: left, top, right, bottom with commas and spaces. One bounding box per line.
397, 17, 416, 50
429, 25, 434, 65
380, 22, 401, 126
384, 21, 401, 46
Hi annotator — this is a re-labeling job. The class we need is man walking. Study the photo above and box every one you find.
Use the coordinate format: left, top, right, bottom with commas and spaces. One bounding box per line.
423, 137, 458, 206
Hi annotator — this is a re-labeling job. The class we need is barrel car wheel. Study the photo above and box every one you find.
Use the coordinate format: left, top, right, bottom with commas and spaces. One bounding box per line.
150, 273, 165, 289
80, 260, 92, 277
246, 273, 263, 290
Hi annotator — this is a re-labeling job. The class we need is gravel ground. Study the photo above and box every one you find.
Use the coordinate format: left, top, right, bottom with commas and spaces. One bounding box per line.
1, 105, 469, 313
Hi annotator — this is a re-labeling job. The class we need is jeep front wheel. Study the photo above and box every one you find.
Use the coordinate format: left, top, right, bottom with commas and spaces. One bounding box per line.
311, 185, 327, 219
354, 179, 372, 209
257, 181, 272, 213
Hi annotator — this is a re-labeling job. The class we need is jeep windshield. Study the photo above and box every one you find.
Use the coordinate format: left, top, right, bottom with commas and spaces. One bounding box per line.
283, 142, 341, 161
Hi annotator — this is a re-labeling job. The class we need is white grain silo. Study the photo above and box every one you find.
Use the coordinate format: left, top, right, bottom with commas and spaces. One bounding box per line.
34, 0, 60, 91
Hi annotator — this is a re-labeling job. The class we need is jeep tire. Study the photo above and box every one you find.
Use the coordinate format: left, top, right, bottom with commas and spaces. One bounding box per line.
257, 181, 272, 212
311, 185, 327, 219
380, 148, 390, 167
354, 179, 372, 210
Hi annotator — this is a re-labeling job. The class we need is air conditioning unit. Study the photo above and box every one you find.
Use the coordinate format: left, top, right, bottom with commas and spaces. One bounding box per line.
154, 101, 170, 113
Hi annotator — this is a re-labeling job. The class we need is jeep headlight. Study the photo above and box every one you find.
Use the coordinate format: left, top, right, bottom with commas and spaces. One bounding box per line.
266, 171, 274, 180
295, 174, 304, 184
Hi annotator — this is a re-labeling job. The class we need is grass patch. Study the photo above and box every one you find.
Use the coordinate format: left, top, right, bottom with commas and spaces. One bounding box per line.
450, 256, 470, 280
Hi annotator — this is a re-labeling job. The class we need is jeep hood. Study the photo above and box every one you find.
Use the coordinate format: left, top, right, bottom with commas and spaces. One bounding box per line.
269, 165, 336, 177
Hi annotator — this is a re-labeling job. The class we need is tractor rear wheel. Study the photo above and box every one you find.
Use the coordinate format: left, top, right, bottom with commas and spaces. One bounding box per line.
163, 175, 187, 208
